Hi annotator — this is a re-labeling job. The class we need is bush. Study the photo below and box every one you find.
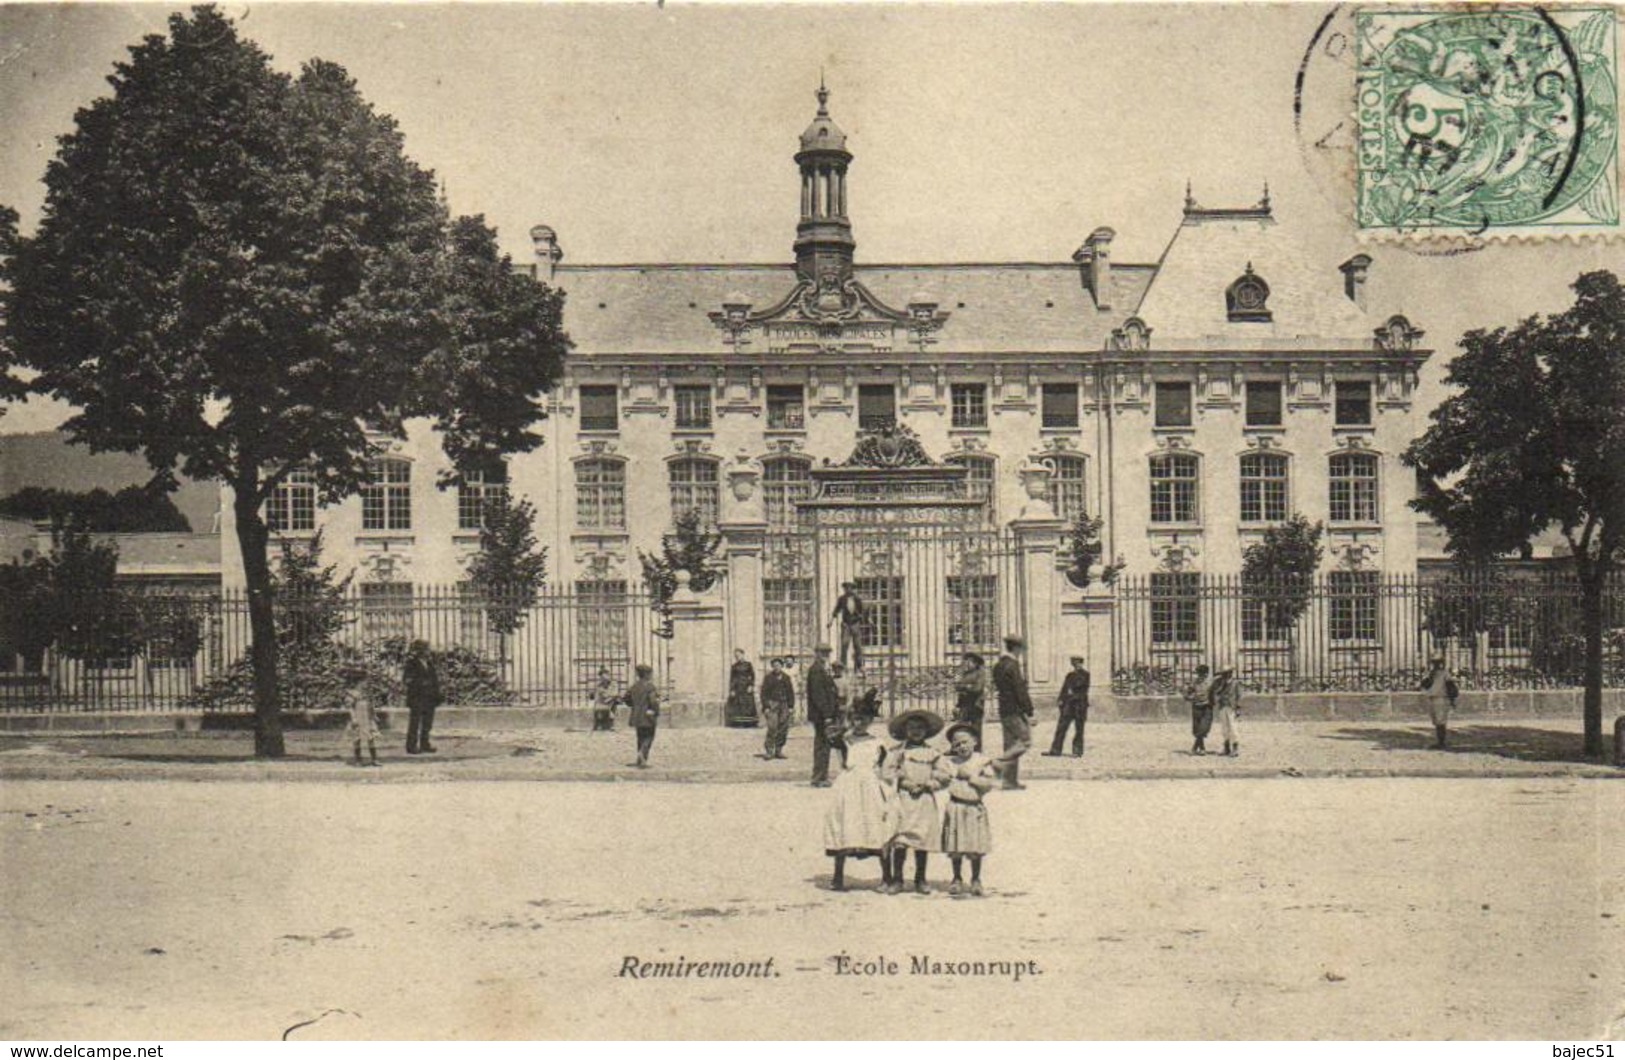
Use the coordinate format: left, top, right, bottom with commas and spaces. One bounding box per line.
187, 639, 515, 713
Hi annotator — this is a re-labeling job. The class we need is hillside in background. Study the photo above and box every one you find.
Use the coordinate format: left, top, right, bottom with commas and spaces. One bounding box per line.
0, 432, 217, 531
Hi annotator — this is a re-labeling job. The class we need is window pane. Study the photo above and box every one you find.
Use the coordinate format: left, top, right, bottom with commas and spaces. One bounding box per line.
669, 458, 720, 525
764, 458, 811, 529
1329, 452, 1379, 523
947, 455, 998, 526
1149, 454, 1199, 523
1245, 381, 1283, 426
1330, 571, 1379, 641
766, 385, 805, 430
1150, 573, 1200, 645
1049, 455, 1088, 523
1239, 452, 1288, 522
360, 582, 413, 642
763, 577, 815, 658
458, 464, 509, 531
576, 459, 626, 530
853, 576, 904, 648
1042, 383, 1080, 428
575, 580, 628, 668
580, 386, 619, 431
857, 385, 896, 430
1335, 381, 1372, 426
674, 385, 712, 430
950, 383, 988, 429
947, 575, 998, 649
362, 460, 411, 531
1155, 382, 1193, 427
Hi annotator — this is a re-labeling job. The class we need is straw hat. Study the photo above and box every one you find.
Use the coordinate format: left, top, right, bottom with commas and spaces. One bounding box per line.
887, 709, 945, 741
945, 721, 980, 746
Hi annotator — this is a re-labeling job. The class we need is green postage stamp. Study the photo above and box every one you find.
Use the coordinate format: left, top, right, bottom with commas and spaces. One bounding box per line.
1356, 7, 1620, 237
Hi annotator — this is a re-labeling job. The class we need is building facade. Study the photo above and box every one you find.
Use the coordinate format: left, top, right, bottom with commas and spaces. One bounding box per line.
220, 86, 1432, 696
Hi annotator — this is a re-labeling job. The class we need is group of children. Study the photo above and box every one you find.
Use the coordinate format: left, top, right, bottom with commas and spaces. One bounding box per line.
822, 703, 1003, 897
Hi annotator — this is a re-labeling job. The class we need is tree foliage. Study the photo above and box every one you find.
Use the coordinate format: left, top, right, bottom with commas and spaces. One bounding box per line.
1, 7, 569, 755
639, 508, 723, 638
1241, 514, 1325, 637
464, 491, 548, 639
0, 483, 191, 533
271, 531, 353, 652
1404, 269, 1625, 756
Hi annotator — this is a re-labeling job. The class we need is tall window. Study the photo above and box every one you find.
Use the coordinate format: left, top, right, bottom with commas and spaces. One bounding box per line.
361, 459, 412, 531
1329, 452, 1379, 523
950, 383, 988, 429
857, 385, 896, 430
767, 385, 805, 430
579, 385, 619, 431
854, 576, 904, 649
267, 469, 317, 533
1239, 452, 1289, 523
1049, 454, 1088, 523
1245, 381, 1283, 427
1329, 570, 1379, 642
1335, 381, 1373, 426
1149, 453, 1200, 523
575, 579, 629, 665
1042, 383, 1080, 429
674, 385, 713, 430
946, 453, 998, 526
669, 457, 720, 526
1150, 572, 1200, 645
763, 577, 815, 659
947, 575, 998, 649
1155, 382, 1193, 427
575, 459, 626, 530
763, 457, 812, 529
457, 462, 509, 531
360, 581, 414, 642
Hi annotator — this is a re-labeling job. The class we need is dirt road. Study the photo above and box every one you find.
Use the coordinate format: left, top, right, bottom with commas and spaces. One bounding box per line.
2, 776, 1621, 1040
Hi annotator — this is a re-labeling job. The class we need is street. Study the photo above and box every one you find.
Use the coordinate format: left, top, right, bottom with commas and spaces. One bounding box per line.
2, 770, 1622, 1040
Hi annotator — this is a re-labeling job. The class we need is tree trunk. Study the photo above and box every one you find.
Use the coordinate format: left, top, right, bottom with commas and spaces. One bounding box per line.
233, 477, 284, 758
1580, 573, 1605, 759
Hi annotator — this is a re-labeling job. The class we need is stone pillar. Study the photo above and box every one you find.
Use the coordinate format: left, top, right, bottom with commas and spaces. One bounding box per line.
720, 457, 768, 665
1013, 460, 1065, 690
668, 570, 726, 718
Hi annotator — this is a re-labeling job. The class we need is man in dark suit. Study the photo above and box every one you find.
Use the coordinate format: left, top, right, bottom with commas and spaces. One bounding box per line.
403, 639, 443, 755
991, 634, 1034, 790
830, 582, 867, 672
806, 643, 840, 787
760, 656, 795, 760
624, 663, 661, 768
1043, 654, 1091, 757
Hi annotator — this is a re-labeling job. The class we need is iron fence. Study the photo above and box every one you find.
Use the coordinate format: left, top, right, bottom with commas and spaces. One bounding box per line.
1111, 572, 1625, 695
0, 583, 669, 713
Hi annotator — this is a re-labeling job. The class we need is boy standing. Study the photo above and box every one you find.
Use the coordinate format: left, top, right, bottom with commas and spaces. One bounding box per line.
625, 663, 661, 768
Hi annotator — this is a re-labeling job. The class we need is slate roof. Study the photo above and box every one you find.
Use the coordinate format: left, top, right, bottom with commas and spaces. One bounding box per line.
92, 532, 221, 576
554, 262, 1154, 356
1131, 210, 1374, 346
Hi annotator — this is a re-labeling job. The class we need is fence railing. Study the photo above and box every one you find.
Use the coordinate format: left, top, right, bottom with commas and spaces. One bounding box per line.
0, 584, 670, 713
1110, 573, 1625, 695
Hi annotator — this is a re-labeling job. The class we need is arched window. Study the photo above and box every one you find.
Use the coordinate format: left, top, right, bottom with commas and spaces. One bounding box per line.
763, 456, 812, 530
946, 453, 998, 526
267, 468, 317, 533
1239, 452, 1289, 523
669, 457, 720, 526
457, 459, 509, 531
1048, 454, 1088, 524
1149, 453, 1200, 524
1329, 452, 1379, 523
361, 458, 412, 531
575, 459, 626, 530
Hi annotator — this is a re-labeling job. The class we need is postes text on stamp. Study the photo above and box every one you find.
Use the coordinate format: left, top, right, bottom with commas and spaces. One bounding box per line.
1356, 7, 1619, 238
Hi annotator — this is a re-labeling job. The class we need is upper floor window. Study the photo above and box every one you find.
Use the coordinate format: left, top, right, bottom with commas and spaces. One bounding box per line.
1245, 381, 1283, 427
575, 458, 626, 530
763, 457, 812, 529
1329, 451, 1379, 523
579, 385, 619, 432
267, 469, 317, 533
1048, 453, 1088, 524
361, 459, 412, 531
946, 453, 998, 526
669, 457, 720, 526
457, 462, 509, 531
1335, 381, 1373, 426
950, 383, 988, 429
1226, 265, 1272, 322
766, 385, 805, 430
1149, 452, 1200, 523
1154, 382, 1193, 428
1042, 383, 1080, 429
1239, 451, 1289, 523
858, 385, 896, 431
674, 385, 713, 430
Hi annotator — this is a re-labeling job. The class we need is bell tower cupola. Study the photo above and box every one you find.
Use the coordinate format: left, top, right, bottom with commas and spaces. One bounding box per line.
793, 77, 856, 283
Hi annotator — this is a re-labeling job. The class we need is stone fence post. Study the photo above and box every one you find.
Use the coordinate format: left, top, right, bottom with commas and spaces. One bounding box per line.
668, 569, 726, 716
1013, 460, 1065, 691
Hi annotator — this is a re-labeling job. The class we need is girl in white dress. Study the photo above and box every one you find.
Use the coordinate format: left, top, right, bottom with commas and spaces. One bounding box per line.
941, 722, 998, 896
822, 697, 896, 891
882, 709, 952, 895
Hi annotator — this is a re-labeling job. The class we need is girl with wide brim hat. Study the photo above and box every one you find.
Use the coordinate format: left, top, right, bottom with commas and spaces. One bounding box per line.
887, 709, 945, 742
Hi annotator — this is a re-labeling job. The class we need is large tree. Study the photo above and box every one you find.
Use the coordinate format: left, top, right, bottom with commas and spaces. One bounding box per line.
1404, 270, 1625, 758
2, 7, 569, 756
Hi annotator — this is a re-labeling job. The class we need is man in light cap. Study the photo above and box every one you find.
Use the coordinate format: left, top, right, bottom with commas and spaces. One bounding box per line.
806, 643, 840, 786
1044, 654, 1091, 757
991, 634, 1034, 789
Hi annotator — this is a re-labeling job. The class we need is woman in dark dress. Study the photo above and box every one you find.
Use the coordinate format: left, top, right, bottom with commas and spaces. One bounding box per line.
952, 652, 987, 750
725, 648, 759, 727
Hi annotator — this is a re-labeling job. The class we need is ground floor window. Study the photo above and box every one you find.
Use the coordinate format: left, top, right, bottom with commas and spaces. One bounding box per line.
575, 580, 629, 667
946, 575, 999, 650
763, 577, 816, 660
1150, 572, 1200, 645
360, 582, 414, 643
854, 576, 904, 649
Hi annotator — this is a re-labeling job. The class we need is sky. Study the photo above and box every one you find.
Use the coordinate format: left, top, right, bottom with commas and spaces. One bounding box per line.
1, 1, 1619, 433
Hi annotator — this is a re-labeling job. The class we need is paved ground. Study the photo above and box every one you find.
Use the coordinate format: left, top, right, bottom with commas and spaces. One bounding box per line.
0, 715, 1619, 783
1, 772, 1621, 1040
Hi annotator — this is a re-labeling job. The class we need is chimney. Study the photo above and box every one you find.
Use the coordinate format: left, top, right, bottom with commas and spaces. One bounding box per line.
1072, 227, 1116, 310
1339, 253, 1371, 310
530, 224, 563, 283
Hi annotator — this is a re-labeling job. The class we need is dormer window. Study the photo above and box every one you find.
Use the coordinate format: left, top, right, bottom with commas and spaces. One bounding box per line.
1226, 264, 1272, 322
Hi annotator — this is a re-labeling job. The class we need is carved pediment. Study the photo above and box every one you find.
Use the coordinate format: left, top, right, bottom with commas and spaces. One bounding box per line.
709, 275, 949, 354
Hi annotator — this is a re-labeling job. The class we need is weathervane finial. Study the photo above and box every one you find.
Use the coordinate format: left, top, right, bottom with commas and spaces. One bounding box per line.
816, 71, 830, 116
